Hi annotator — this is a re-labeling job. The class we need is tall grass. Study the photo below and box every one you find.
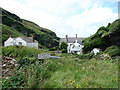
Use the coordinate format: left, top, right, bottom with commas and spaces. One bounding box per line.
2, 51, 118, 88
2, 45, 41, 58
43, 53, 118, 88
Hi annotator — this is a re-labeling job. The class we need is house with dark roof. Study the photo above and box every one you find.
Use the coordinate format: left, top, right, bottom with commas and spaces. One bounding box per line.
59, 34, 86, 54
4, 36, 38, 49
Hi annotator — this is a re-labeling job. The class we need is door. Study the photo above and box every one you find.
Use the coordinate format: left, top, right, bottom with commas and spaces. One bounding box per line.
19, 42, 22, 46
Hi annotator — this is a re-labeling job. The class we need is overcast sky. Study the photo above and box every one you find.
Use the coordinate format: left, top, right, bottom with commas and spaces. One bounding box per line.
0, 0, 119, 38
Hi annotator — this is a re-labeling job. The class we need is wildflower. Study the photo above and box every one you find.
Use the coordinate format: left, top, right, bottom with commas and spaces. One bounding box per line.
116, 78, 117, 82
79, 85, 81, 87
86, 82, 89, 86
73, 80, 75, 83
76, 85, 79, 88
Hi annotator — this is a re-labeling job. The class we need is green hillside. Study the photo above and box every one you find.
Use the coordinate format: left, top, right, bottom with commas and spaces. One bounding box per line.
82, 19, 120, 54
1, 8, 59, 48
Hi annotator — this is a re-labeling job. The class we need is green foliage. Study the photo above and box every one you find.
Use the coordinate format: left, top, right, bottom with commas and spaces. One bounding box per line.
43, 53, 118, 88
2, 76, 23, 88
77, 52, 94, 59
82, 19, 120, 54
2, 46, 40, 58
62, 49, 67, 53
49, 48, 56, 51
104, 46, 120, 57
60, 42, 68, 53
2, 53, 118, 88
60, 42, 68, 50
2, 24, 24, 44
2, 8, 22, 22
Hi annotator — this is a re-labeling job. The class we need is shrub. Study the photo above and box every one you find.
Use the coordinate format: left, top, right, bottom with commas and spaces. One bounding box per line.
2, 45, 41, 58
2, 75, 23, 88
104, 46, 120, 57
60, 42, 68, 53
49, 48, 55, 51
59, 42, 68, 50
62, 49, 67, 53
77, 52, 94, 59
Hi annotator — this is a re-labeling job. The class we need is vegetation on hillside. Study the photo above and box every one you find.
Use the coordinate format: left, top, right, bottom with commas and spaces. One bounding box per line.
82, 19, 120, 54
2, 24, 24, 44
104, 46, 120, 57
1, 8, 59, 48
2, 49, 118, 88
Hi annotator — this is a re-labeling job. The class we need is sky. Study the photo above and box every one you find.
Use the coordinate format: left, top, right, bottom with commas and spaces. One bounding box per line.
0, 0, 119, 38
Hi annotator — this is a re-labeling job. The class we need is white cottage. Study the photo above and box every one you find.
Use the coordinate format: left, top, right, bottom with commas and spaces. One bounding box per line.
4, 36, 38, 49
60, 34, 86, 54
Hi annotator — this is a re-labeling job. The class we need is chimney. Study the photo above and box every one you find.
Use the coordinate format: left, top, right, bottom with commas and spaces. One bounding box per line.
66, 35, 68, 43
66, 35, 68, 38
32, 34, 34, 42
76, 34, 77, 38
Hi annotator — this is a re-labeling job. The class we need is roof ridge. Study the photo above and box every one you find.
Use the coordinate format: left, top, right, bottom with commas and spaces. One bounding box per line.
61, 37, 87, 38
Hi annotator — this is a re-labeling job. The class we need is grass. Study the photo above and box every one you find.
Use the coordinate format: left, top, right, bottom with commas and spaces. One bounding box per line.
2, 49, 118, 88
2, 45, 41, 59
43, 53, 118, 88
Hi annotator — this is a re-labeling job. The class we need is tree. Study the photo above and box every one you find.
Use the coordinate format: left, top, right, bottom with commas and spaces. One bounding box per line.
59, 42, 68, 50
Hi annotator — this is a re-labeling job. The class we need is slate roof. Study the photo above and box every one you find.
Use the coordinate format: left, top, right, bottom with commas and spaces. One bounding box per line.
20, 37, 38, 43
12, 37, 38, 43
60, 37, 86, 45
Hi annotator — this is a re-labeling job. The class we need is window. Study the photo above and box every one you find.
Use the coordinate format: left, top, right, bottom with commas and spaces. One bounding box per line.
19, 42, 22, 46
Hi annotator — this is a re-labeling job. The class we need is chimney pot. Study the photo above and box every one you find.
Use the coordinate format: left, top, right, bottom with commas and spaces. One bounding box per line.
76, 34, 77, 38
32, 34, 34, 41
66, 35, 68, 38
66, 35, 68, 42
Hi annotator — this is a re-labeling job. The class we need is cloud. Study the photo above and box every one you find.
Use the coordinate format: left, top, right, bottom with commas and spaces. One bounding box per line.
66, 4, 117, 36
0, 0, 118, 38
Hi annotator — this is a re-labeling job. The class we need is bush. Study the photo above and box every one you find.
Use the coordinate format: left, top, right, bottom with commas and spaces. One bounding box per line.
60, 42, 68, 50
62, 49, 67, 53
104, 46, 120, 57
2, 45, 41, 58
49, 48, 55, 51
77, 52, 94, 59
2, 76, 23, 88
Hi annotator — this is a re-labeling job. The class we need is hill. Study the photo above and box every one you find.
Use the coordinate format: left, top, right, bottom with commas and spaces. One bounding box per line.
0, 8, 59, 48
82, 19, 120, 54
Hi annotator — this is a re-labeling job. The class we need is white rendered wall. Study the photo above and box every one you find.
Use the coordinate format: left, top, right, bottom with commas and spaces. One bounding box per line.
14, 37, 27, 46
27, 43, 38, 49
92, 48, 100, 55
4, 37, 14, 47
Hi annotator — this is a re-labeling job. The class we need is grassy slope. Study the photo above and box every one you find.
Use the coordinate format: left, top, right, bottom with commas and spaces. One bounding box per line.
1, 8, 59, 48
42, 53, 118, 88
22, 19, 57, 37
2, 24, 24, 44
82, 19, 120, 53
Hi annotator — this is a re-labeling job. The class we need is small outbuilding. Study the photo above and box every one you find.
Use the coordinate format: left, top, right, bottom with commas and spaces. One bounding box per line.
91, 48, 101, 55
